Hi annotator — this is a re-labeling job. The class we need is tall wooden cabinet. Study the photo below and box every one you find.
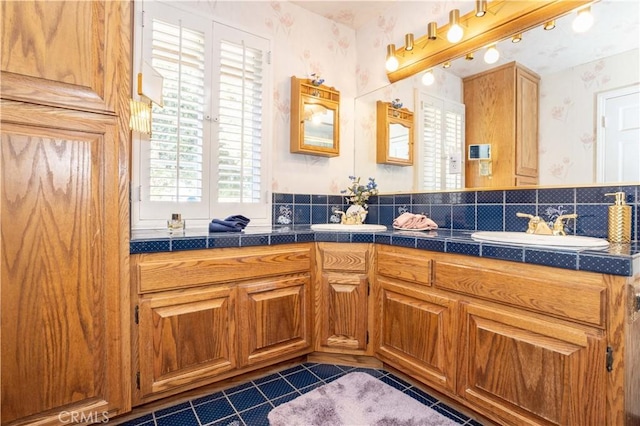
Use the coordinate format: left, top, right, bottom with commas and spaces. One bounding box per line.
0, 1, 131, 425
464, 61, 540, 188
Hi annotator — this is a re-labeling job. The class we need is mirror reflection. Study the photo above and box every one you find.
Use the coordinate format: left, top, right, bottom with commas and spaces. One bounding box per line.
389, 123, 409, 160
354, 0, 639, 192
303, 103, 334, 148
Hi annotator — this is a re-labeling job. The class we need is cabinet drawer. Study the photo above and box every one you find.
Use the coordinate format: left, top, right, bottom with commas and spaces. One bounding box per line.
318, 243, 369, 273
434, 260, 606, 327
377, 246, 432, 286
134, 244, 312, 293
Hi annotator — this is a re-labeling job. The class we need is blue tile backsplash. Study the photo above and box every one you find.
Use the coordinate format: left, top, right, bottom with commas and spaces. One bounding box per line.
273, 184, 640, 241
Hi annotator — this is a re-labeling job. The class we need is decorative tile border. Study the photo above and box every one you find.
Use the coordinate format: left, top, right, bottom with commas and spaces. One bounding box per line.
272, 184, 640, 240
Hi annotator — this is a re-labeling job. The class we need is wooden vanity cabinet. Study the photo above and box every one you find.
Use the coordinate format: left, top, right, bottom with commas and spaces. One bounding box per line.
314, 243, 374, 355
374, 246, 458, 392
464, 61, 539, 188
131, 244, 313, 404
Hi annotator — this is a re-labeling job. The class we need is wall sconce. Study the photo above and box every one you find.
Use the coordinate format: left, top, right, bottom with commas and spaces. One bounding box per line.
484, 44, 499, 64
421, 69, 435, 86
447, 9, 464, 43
543, 20, 556, 30
475, 0, 487, 17
511, 33, 522, 43
385, 44, 399, 72
130, 99, 152, 134
427, 22, 438, 40
572, 6, 593, 33
405, 33, 414, 51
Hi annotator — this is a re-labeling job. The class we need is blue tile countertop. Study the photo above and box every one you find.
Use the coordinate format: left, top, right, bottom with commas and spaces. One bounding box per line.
131, 226, 640, 277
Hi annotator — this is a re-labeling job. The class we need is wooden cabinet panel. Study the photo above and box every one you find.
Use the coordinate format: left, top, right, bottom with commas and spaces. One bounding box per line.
1, 1, 122, 112
138, 286, 236, 399
459, 302, 606, 426
319, 272, 369, 351
377, 246, 432, 286
0, 105, 128, 423
135, 245, 311, 293
516, 67, 539, 178
435, 259, 606, 327
375, 278, 457, 391
237, 274, 313, 367
315, 243, 372, 355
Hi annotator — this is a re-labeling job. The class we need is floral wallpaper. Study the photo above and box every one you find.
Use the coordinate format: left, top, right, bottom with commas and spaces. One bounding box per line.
538, 49, 639, 185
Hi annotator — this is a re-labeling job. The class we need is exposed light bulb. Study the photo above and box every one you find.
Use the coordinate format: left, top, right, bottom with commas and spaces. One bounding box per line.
447, 10, 464, 43
422, 70, 435, 86
385, 44, 399, 72
385, 56, 399, 72
572, 7, 593, 33
484, 45, 499, 64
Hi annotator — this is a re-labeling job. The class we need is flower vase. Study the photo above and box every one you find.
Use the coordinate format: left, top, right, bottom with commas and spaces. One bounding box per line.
346, 204, 367, 225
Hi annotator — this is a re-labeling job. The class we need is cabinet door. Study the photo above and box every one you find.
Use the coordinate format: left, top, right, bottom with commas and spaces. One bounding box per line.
1, 1, 124, 113
237, 274, 312, 367
0, 106, 128, 425
375, 278, 457, 392
318, 271, 369, 352
459, 302, 606, 426
138, 286, 236, 399
515, 67, 539, 178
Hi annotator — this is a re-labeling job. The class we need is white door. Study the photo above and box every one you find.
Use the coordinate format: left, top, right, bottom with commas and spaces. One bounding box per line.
597, 85, 640, 183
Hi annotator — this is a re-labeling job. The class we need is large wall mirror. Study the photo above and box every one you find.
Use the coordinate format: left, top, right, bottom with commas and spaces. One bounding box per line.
354, 0, 639, 192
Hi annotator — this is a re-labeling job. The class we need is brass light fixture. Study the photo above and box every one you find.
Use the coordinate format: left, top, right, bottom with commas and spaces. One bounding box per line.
543, 20, 556, 30
384, 1, 593, 83
465, 53, 474, 61
405, 33, 414, 51
475, 0, 487, 17
511, 33, 522, 43
385, 44, 399, 72
427, 22, 438, 40
446, 9, 464, 43
442, 61, 451, 68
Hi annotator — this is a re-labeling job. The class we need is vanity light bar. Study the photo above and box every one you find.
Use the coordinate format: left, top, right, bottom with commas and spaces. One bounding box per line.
385, 0, 594, 83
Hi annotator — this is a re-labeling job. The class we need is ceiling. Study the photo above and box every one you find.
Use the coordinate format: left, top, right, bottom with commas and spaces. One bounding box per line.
290, 0, 639, 78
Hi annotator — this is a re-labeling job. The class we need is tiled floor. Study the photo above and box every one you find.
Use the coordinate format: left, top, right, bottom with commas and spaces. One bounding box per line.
116, 363, 483, 426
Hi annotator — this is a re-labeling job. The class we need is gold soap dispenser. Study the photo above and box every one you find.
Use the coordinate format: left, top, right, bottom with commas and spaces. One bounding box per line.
604, 192, 631, 243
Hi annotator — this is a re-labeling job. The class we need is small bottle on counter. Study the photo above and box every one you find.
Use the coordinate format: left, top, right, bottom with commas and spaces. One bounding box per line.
168, 213, 185, 234
604, 192, 631, 243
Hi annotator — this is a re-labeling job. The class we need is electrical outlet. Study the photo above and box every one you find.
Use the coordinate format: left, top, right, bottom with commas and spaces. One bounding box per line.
449, 155, 461, 174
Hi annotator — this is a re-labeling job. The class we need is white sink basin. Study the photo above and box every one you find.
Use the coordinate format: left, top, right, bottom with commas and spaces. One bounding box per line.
311, 224, 387, 232
471, 231, 609, 250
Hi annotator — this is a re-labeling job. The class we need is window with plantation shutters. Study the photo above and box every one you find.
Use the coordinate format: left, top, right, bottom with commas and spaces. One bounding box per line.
418, 94, 465, 191
132, 1, 271, 228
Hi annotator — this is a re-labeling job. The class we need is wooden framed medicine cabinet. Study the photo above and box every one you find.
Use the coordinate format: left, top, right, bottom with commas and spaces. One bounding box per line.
376, 101, 414, 166
290, 76, 340, 157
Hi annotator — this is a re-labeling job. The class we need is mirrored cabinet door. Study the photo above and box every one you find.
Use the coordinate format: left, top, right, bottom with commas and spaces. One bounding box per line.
290, 76, 340, 157
376, 101, 414, 166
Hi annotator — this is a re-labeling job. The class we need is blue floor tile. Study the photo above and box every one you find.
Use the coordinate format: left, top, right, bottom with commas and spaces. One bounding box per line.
115, 363, 484, 426
226, 386, 267, 412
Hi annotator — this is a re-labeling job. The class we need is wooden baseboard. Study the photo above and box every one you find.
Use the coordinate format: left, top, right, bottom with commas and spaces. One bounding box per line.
306, 352, 383, 368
